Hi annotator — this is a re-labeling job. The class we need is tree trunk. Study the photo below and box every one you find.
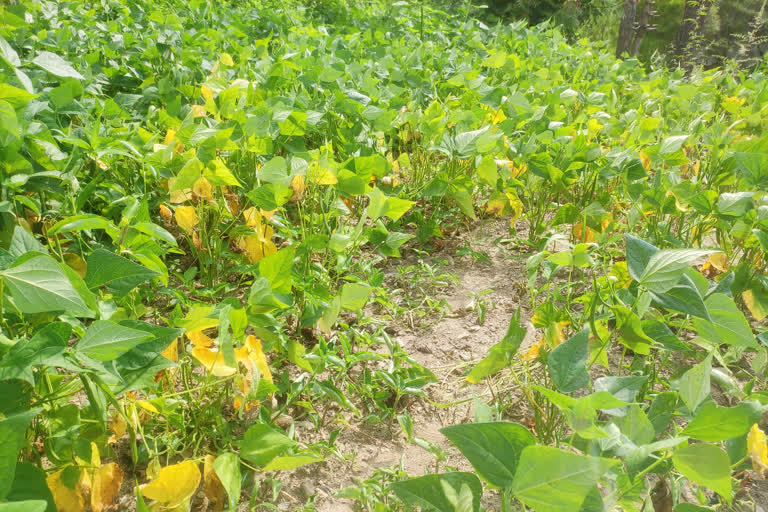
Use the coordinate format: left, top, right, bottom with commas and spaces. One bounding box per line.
616, 0, 638, 58
674, 0, 714, 64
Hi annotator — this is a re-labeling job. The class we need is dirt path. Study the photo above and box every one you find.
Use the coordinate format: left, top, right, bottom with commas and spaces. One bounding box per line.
277, 219, 537, 512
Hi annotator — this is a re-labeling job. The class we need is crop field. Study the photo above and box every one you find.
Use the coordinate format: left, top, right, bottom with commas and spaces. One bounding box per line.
1, 0, 768, 511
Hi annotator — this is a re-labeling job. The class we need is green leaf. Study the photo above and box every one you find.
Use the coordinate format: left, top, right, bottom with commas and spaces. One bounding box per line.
593, 375, 648, 416
75, 321, 153, 361
693, 293, 757, 348
5, 463, 56, 512
0, 502, 47, 512
339, 282, 371, 311
212, 452, 241, 508
467, 309, 526, 383
612, 306, 652, 355
262, 454, 323, 471
477, 155, 498, 188
678, 355, 712, 413
440, 422, 535, 488
390, 472, 483, 512
0, 255, 92, 317
672, 444, 732, 502
512, 446, 617, 512
0, 35, 21, 67
258, 248, 294, 297
681, 401, 763, 441
7, 226, 47, 260
0, 322, 71, 384
616, 405, 655, 445
674, 504, 714, 512
548, 328, 589, 393
625, 235, 658, 282
47, 214, 121, 241
32, 51, 84, 80
0, 408, 41, 500
238, 424, 295, 466
639, 249, 716, 293
0, 84, 39, 109
85, 249, 159, 295
659, 135, 689, 154
649, 274, 710, 320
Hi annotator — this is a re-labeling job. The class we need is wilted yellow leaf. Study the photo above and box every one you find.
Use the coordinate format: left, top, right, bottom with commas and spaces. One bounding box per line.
47, 469, 86, 512
522, 337, 544, 361
141, 460, 201, 508
236, 335, 273, 383
203, 455, 227, 512
748, 423, 768, 477
91, 462, 124, 512
486, 198, 506, 217
159, 204, 173, 225
290, 174, 306, 201
193, 177, 214, 201
573, 222, 597, 243
225, 193, 241, 216
186, 330, 214, 348
175, 206, 198, 234
64, 253, 87, 278
191, 346, 237, 377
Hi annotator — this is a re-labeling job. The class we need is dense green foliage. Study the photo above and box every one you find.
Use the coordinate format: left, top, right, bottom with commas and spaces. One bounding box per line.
2, 0, 768, 511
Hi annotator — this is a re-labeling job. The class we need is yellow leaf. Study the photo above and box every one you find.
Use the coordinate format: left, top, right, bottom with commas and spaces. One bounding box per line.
242, 207, 259, 228
544, 321, 569, 349
743, 289, 768, 322
47, 469, 86, 512
748, 423, 768, 477
193, 177, 214, 201
200, 85, 214, 102
705, 252, 729, 273
164, 129, 177, 146
141, 460, 201, 508
307, 163, 337, 185
191, 105, 207, 118
505, 191, 523, 224
290, 174, 306, 201
161, 338, 179, 362
220, 53, 234, 66
63, 253, 87, 279
203, 455, 227, 512
108, 412, 127, 444
186, 330, 214, 348
137, 400, 159, 414
640, 152, 651, 171
238, 233, 277, 264
260, 208, 277, 220
191, 346, 237, 377
174, 206, 198, 234
91, 462, 124, 512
